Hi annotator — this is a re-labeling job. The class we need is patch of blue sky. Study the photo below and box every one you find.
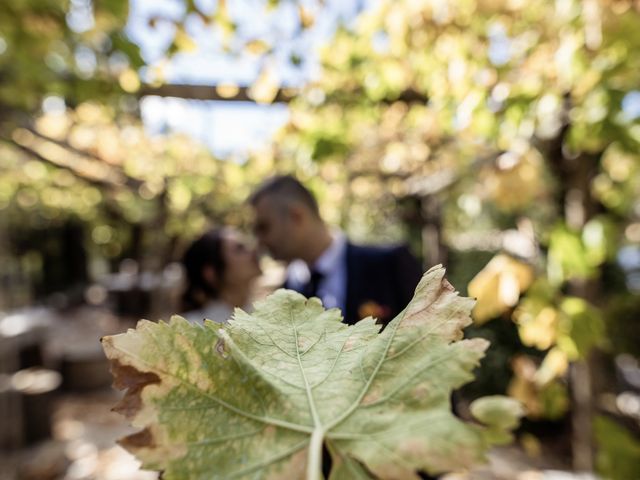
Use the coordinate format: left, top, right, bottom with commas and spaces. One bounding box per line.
126, 0, 183, 61
67, 0, 95, 33
371, 30, 390, 54
622, 91, 640, 121
141, 96, 289, 159
127, 0, 371, 156
487, 22, 511, 67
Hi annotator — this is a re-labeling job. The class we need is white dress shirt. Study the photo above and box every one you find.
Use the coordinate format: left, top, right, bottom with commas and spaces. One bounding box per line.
286, 232, 347, 312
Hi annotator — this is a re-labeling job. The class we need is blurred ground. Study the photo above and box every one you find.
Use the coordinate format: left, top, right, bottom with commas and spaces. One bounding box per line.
0, 297, 600, 480
0, 389, 158, 480
0, 304, 159, 480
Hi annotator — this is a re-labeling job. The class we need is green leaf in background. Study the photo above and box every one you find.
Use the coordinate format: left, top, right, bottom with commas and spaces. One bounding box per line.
594, 415, 640, 480
102, 266, 522, 479
470, 395, 525, 444
547, 224, 597, 285
557, 297, 605, 360
582, 216, 620, 267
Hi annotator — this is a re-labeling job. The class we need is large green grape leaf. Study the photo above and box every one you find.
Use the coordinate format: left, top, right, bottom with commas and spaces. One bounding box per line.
102, 265, 522, 479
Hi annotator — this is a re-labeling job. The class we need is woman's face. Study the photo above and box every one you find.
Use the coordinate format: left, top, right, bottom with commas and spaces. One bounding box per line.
220, 229, 261, 287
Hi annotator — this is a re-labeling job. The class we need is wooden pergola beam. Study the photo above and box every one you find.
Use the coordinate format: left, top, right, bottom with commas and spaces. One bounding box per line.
138, 84, 298, 103
138, 83, 428, 104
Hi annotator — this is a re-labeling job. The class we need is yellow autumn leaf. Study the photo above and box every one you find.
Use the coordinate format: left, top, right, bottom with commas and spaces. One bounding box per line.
298, 5, 315, 29
507, 355, 568, 420
507, 356, 539, 417
76, 102, 112, 124
245, 39, 271, 55
468, 254, 535, 324
68, 125, 97, 150
174, 26, 197, 53
216, 82, 240, 99
514, 305, 559, 350
534, 347, 568, 386
248, 67, 280, 104
35, 113, 71, 140
484, 148, 544, 211
119, 68, 140, 93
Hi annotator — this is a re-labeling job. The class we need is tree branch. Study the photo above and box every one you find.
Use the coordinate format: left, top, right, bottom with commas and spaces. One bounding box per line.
3, 138, 125, 190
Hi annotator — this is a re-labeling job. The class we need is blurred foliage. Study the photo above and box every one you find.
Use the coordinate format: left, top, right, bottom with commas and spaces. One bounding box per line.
134, 0, 337, 103
1, 0, 639, 466
604, 293, 640, 357
270, 0, 640, 394
274, 0, 640, 237
508, 354, 570, 420
0, 0, 142, 113
161, 0, 325, 55
0, 101, 282, 286
594, 415, 640, 480
254, 0, 640, 464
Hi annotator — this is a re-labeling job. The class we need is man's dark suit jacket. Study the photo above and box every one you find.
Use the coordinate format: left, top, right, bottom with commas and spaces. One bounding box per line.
343, 243, 423, 325
287, 242, 423, 326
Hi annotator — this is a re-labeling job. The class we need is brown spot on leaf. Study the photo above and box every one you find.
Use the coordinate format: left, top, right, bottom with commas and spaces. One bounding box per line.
266, 447, 307, 480
215, 338, 228, 359
412, 383, 430, 400
397, 438, 428, 459
119, 427, 155, 450
362, 387, 382, 406
110, 360, 160, 419
344, 336, 356, 351
402, 279, 451, 327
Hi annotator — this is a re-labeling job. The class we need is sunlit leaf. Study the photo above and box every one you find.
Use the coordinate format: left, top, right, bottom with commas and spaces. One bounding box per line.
215, 82, 240, 99
514, 304, 559, 351
547, 225, 596, 285
468, 254, 535, 324
102, 266, 521, 479
298, 5, 315, 29
245, 39, 271, 55
118, 69, 140, 93
533, 347, 569, 385
248, 66, 280, 104
483, 148, 546, 212
557, 297, 605, 359
174, 26, 198, 53
508, 356, 569, 420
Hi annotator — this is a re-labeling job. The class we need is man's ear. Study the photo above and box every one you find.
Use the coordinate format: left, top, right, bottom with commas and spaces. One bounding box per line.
202, 265, 219, 288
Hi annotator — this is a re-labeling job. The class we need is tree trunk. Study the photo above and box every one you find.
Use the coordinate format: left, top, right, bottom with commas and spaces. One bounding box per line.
561, 152, 601, 472
545, 114, 602, 471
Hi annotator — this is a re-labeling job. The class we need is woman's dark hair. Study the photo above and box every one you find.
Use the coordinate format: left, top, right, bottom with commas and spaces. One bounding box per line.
181, 228, 226, 312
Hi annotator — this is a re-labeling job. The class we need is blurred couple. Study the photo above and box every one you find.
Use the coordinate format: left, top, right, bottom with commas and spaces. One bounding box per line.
181, 175, 422, 326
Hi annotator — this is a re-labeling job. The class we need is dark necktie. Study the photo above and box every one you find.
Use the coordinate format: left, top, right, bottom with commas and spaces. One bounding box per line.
303, 269, 324, 298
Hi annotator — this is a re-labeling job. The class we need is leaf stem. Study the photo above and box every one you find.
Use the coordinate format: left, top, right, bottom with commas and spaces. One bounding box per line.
308, 427, 325, 480
290, 311, 325, 479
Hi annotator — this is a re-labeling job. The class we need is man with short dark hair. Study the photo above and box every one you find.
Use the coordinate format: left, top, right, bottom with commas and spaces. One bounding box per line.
250, 175, 423, 326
